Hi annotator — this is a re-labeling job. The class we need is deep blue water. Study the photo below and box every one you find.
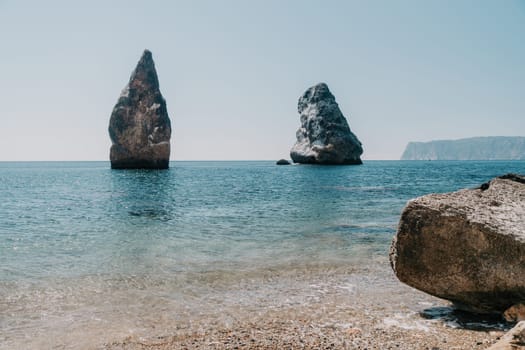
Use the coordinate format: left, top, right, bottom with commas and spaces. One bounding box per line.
1, 160, 524, 347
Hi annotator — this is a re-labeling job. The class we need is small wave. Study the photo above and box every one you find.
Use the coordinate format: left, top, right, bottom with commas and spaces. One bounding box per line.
333, 223, 396, 230
382, 313, 432, 332
127, 208, 171, 221
323, 185, 397, 192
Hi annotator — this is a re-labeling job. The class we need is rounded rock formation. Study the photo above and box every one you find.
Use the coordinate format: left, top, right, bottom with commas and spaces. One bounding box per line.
290, 83, 363, 165
108, 50, 171, 169
390, 174, 525, 315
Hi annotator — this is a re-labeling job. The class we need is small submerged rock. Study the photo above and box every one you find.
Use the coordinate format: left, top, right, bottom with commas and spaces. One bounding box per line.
290, 83, 363, 165
108, 50, 172, 169
390, 174, 525, 315
276, 159, 291, 165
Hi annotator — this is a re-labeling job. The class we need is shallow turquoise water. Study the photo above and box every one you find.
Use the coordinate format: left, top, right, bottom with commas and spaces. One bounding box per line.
1, 160, 524, 348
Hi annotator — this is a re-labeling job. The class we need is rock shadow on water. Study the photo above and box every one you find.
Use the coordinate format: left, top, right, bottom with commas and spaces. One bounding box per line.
420, 306, 512, 332
110, 168, 176, 222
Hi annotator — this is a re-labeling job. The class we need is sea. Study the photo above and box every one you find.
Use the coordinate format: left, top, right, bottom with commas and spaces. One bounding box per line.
1, 160, 524, 349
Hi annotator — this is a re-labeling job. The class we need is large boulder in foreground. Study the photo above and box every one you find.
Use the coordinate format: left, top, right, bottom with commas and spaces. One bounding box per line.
390, 174, 525, 314
290, 83, 363, 165
109, 50, 171, 169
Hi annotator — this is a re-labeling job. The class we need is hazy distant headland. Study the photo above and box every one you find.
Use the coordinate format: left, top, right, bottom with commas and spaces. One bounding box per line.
401, 136, 525, 160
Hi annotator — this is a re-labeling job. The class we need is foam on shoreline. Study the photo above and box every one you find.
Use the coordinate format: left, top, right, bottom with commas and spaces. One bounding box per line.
1, 258, 509, 349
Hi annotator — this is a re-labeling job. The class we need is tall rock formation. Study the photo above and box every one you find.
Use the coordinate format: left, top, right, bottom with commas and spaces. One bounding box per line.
108, 50, 171, 169
290, 83, 363, 165
390, 174, 525, 315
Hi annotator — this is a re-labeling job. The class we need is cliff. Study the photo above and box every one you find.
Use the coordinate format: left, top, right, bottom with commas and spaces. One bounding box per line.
401, 137, 525, 160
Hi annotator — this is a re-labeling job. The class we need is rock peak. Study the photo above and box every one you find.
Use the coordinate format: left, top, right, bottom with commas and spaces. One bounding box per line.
290, 83, 363, 165
108, 50, 171, 169
142, 48, 152, 57
136, 49, 154, 70
298, 83, 335, 114
126, 49, 160, 95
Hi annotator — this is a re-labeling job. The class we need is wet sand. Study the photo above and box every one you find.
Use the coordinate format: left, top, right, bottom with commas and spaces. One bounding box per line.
104, 315, 505, 350
102, 265, 510, 350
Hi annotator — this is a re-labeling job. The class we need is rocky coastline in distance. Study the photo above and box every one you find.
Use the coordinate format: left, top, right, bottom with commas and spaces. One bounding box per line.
401, 136, 525, 161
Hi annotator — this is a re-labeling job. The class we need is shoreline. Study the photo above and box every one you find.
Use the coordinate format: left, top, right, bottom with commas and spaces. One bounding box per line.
100, 268, 509, 350
103, 299, 507, 349
1, 253, 512, 349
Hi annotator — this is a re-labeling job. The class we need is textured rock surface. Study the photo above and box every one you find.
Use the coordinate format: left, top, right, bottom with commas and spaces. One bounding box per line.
487, 321, 525, 350
390, 174, 525, 314
290, 83, 363, 165
109, 50, 171, 169
504, 303, 525, 323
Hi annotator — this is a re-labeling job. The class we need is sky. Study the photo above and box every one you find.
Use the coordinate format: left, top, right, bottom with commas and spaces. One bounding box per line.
0, 0, 524, 161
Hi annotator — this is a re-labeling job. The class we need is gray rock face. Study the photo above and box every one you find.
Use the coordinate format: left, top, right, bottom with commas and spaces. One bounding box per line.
290, 83, 363, 165
390, 174, 525, 314
109, 50, 171, 169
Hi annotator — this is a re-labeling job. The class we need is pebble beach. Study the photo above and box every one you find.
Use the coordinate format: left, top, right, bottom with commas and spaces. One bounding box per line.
103, 265, 509, 350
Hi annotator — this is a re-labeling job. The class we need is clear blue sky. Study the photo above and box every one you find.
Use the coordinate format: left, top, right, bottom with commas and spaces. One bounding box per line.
1, 0, 524, 160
